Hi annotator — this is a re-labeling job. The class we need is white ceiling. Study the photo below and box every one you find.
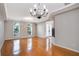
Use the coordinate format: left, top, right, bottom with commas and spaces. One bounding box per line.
4, 3, 65, 23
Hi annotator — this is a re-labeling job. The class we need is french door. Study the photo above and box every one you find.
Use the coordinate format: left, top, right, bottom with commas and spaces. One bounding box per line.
13, 23, 20, 39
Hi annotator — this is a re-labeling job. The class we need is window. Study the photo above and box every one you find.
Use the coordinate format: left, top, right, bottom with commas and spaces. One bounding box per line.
13, 23, 20, 38
27, 23, 32, 36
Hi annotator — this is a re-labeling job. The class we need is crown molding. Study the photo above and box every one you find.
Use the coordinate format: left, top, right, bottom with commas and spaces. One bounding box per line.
50, 3, 79, 17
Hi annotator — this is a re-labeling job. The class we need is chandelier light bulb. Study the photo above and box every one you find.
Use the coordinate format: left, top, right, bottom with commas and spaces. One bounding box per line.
30, 9, 32, 12
46, 9, 48, 12
33, 12, 36, 15
43, 5, 46, 9
34, 4, 37, 8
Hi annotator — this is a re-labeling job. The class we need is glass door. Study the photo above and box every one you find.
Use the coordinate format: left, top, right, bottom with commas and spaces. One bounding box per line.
27, 23, 32, 37
13, 23, 20, 39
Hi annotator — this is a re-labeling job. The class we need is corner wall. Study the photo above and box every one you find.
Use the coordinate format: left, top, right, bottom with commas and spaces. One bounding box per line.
0, 3, 6, 54
0, 20, 4, 50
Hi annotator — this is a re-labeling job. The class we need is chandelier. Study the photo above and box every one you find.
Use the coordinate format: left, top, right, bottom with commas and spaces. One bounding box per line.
29, 3, 48, 19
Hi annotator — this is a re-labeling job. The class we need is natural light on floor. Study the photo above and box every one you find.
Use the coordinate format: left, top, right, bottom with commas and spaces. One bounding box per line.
27, 38, 32, 51
13, 40, 20, 55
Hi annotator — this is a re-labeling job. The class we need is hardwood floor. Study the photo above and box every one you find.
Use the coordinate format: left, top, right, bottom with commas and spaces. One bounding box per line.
52, 45, 79, 56
1, 37, 53, 56
1, 37, 79, 56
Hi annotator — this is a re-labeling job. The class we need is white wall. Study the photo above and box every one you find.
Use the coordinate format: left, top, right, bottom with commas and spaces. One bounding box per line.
20, 22, 27, 38
0, 20, 4, 50
55, 8, 79, 51
37, 21, 54, 38
0, 4, 6, 55
4, 20, 37, 40
32, 24, 37, 37
4, 21, 15, 40
37, 22, 46, 37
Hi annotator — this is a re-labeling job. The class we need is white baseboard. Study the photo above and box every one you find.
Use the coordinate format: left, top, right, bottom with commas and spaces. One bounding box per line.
0, 40, 5, 56
5, 36, 37, 40
0, 40, 5, 50
5, 37, 27, 40
53, 43, 79, 53
0, 50, 1, 56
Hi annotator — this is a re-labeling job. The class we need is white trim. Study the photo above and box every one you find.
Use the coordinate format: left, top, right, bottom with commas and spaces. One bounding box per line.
50, 3, 79, 17
53, 43, 79, 53
5, 36, 37, 40
0, 50, 1, 56
0, 40, 5, 50
0, 40, 5, 56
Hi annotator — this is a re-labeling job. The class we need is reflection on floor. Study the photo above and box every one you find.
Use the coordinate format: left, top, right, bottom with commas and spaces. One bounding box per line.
13, 40, 20, 55
1, 37, 53, 56
2, 37, 79, 56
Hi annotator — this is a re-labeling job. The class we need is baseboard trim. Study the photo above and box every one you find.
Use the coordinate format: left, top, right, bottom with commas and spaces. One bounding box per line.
0, 40, 5, 50
5, 36, 32, 40
53, 43, 79, 53
0, 50, 1, 56
0, 40, 5, 56
5, 36, 38, 40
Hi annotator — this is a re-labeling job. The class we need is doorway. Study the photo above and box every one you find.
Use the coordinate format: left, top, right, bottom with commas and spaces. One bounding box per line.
27, 23, 32, 37
46, 21, 55, 50
46, 21, 54, 37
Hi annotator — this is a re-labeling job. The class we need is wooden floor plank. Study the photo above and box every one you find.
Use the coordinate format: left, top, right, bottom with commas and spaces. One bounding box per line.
1, 37, 53, 56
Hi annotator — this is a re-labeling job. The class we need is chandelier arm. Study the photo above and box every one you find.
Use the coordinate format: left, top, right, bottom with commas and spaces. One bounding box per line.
42, 9, 48, 17
41, 10, 46, 16
43, 12, 48, 17
30, 12, 34, 16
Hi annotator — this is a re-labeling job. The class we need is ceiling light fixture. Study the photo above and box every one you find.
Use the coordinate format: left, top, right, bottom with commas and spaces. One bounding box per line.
29, 3, 48, 19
